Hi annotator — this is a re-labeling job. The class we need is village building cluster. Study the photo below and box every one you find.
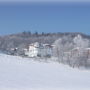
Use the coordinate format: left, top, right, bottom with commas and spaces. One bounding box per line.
24, 42, 54, 58
10, 42, 90, 59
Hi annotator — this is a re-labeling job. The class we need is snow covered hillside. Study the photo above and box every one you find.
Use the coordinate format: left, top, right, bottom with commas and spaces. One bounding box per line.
0, 54, 90, 90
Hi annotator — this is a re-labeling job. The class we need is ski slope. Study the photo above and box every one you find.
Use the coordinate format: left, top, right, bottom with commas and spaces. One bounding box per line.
0, 54, 90, 90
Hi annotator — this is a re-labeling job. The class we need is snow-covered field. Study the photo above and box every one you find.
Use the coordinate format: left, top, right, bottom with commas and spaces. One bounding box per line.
0, 54, 90, 90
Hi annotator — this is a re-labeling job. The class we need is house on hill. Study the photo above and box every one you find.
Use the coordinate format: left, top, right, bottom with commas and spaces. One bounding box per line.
24, 42, 54, 57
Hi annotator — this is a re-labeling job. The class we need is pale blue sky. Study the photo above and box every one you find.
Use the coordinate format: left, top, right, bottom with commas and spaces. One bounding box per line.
0, 2, 90, 35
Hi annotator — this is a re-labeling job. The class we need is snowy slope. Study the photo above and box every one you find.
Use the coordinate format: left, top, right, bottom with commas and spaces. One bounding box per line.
0, 54, 90, 90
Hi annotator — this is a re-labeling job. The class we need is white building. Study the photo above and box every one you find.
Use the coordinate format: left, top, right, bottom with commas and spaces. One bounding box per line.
24, 42, 53, 57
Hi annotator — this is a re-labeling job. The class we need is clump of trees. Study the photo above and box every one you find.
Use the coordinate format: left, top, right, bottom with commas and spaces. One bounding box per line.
53, 34, 90, 68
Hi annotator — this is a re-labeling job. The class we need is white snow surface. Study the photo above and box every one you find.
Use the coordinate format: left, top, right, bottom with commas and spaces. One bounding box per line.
0, 54, 90, 90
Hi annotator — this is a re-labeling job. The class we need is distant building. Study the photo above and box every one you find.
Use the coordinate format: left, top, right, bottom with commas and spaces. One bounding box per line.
24, 42, 53, 57
10, 47, 18, 55
64, 47, 90, 59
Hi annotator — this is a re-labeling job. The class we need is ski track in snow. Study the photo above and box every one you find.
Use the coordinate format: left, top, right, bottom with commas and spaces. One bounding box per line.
0, 53, 90, 90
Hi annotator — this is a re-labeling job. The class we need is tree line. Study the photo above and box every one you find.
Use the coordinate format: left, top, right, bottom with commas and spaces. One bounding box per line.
0, 32, 90, 68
